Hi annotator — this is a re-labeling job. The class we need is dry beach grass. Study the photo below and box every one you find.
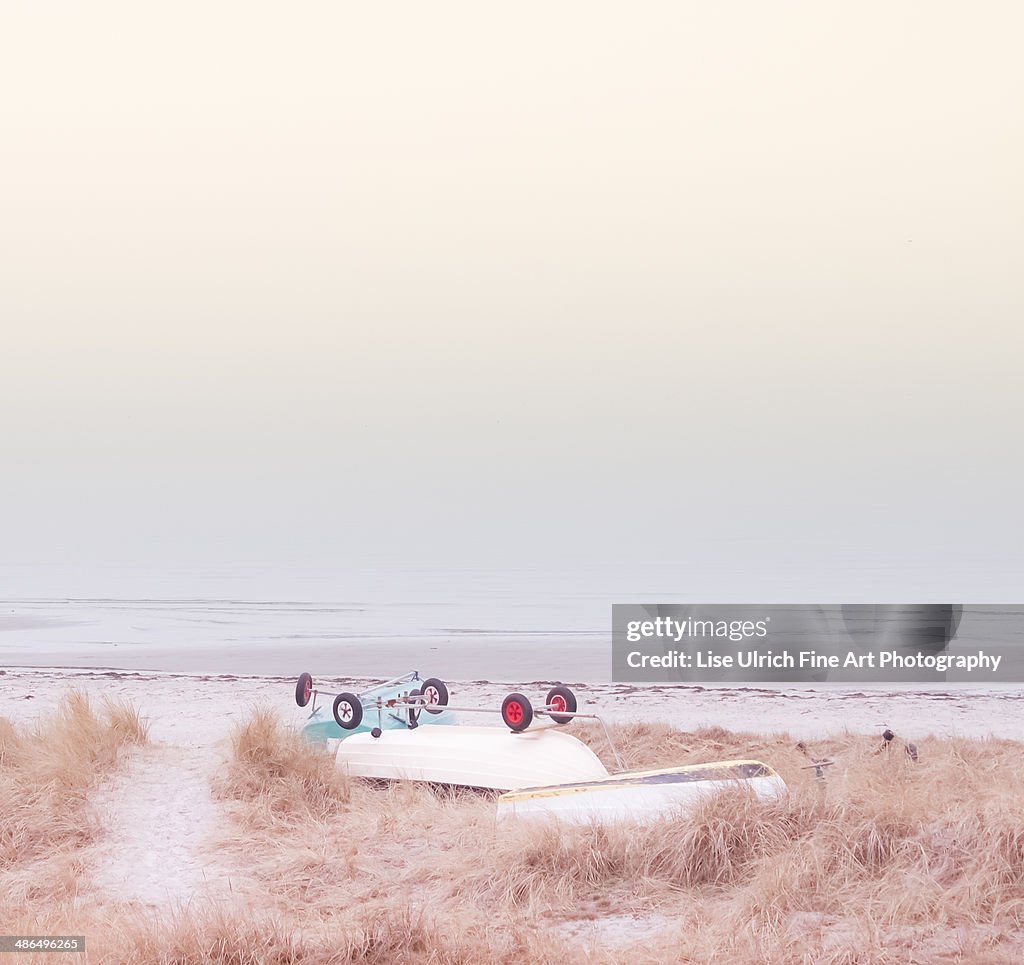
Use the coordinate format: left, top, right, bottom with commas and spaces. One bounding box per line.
0, 691, 148, 907
3, 699, 1024, 962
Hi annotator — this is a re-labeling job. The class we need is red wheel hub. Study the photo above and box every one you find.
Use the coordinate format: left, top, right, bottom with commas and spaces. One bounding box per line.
303, 681, 312, 702
425, 687, 439, 705
550, 694, 567, 713
506, 701, 523, 723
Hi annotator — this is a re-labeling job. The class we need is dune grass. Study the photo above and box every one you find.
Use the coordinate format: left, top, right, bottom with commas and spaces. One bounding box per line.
199, 713, 1024, 963
214, 706, 352, 824
205, 712, 1024, 962
0, 691, 148, 906
5, 702, 1024, 962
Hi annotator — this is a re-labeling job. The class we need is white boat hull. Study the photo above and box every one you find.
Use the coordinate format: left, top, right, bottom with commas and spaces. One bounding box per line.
496, 760, 787, 824
335, 724, 609, 791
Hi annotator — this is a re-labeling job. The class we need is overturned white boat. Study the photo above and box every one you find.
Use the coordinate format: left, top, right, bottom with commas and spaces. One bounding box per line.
335, 724, 609, 791
496, 759, 787, 824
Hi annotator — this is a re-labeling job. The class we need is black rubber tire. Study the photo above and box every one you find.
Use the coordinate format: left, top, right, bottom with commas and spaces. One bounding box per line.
545, 685, 577, 725
501, 693, 534, 732
420, 677, 449, 715
407, 687, 423, 725
332, 692, 364, 730
295, 672, 314, 708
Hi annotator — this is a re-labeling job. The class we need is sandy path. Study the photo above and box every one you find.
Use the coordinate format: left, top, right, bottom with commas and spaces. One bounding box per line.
86, 742, 239, 909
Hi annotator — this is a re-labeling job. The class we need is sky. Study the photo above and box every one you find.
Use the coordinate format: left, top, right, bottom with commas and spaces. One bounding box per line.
1, 2, 1022, 599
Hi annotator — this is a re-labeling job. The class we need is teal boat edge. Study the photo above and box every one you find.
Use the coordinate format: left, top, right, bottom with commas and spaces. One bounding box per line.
302, 706, 457, 743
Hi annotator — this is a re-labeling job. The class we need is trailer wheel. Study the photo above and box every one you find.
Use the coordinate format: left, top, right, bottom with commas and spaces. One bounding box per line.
407, 687, 423, 725
545, 685, 577, 725
332, 693, 363, 730
501, 693, 533, 732
295, 672, 314, 708
421, 677, 449, 715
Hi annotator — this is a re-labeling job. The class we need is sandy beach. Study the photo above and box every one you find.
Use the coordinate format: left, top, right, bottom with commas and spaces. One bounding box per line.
6, 666, 1024, 747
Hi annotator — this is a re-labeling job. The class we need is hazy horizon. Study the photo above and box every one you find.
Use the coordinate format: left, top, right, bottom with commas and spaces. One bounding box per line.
3, 3, 1022, 600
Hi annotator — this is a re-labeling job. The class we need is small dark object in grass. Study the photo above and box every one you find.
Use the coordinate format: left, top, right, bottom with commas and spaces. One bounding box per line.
880, 728, 919, 763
